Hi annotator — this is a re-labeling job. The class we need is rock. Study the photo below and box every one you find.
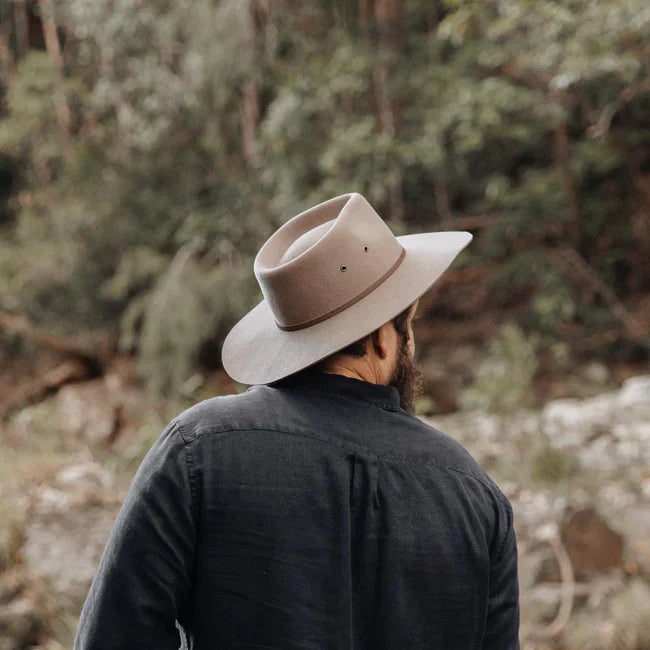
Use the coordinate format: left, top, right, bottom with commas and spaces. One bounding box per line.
0, 596, 41, 650
618, 375, 650, 409
541, 393, 618, 448
55, 379, 119, 445
22, 499, 120, 603
515, 491, 567, 534
560, 507, 624, 578
619, 505, 650, 574
541, 375, 650, 446
578, 436, 620, 474
54, 460, 114, 493
21, 460, 121, 603
0, 571, 45, 650
539, 375, 650, 481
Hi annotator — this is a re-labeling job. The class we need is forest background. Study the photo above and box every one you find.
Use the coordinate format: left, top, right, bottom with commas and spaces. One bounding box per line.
0, 0, 648, 648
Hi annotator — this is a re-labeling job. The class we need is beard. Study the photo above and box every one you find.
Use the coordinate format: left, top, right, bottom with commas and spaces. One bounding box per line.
388, 339, 425, 414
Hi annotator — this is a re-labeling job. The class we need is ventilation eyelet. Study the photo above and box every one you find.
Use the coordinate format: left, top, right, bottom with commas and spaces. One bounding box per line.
363, 245, 368, 252
340, 264, 347, 272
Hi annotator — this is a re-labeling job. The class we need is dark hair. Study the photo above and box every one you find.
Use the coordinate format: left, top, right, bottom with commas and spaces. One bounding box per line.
336, 302, 413, 357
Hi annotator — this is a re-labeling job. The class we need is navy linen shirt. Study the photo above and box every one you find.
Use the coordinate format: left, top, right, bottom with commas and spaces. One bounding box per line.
74, 367, 520, 649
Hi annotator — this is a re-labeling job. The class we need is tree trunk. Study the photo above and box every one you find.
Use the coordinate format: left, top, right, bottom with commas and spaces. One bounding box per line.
239, 0, 265, 167
13, 0, 29, 61
554, 120, 580, 242
37, 0, 71, 141
371, 0, 404, 221
240, 80, 260, 166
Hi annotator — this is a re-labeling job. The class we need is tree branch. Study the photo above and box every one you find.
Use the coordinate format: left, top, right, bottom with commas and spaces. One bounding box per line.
0, 312, 104, 374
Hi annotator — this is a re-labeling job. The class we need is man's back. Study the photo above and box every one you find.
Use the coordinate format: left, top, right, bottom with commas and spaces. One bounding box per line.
74, 368, 520, 649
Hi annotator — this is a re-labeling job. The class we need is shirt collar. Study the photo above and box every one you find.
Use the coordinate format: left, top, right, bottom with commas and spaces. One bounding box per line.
268, 366, 402, 412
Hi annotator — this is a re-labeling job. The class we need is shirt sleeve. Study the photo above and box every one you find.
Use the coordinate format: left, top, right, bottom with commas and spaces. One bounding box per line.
74, 418, 197, 649
482, 496, 520, 650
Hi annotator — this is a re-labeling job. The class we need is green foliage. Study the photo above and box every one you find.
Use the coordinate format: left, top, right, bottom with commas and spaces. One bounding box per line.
531, 444, 578, 486
460, 323, 539, 414
136, 250, 260, 396
0, 52, 64, 163
0, 0, 648, 396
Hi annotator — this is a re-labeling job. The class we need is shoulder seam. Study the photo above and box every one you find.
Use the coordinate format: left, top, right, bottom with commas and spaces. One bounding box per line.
495, 498, 513, 564
186, 424, 506, 501
174, 416, 198, 444
172, 418, 200, 521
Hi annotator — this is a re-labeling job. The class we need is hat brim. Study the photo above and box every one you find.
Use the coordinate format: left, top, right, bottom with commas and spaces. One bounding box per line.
221, 231, 472, 385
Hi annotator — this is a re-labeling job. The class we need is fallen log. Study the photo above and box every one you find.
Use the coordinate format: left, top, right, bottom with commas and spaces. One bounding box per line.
1, 359, 94, 422
0, 312, 104, 375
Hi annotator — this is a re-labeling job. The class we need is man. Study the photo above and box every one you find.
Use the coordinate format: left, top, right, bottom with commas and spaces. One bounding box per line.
74, 192, 520, 649
315, 298, 423, 414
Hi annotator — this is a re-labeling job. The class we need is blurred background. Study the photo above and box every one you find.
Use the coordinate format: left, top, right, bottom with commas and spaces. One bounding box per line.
0, 0, 648, 647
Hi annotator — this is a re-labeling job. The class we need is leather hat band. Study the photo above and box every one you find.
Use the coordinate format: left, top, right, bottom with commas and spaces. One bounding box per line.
276, 246, 406, 331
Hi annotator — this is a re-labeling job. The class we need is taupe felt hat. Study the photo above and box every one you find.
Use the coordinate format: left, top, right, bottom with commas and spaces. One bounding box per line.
222, 192, 472, 385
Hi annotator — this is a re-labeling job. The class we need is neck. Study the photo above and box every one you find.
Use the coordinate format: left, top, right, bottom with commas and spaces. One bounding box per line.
318, 357, 384, 385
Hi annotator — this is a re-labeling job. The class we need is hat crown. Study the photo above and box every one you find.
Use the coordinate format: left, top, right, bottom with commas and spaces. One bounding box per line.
254, 193, 405, 330
279, 219, 335, 264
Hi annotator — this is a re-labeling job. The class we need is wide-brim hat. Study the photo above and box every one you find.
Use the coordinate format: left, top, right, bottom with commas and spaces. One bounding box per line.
222, 192, 472, 385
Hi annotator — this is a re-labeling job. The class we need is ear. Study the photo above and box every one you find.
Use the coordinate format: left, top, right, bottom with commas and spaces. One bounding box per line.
370, 321, 393, 360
